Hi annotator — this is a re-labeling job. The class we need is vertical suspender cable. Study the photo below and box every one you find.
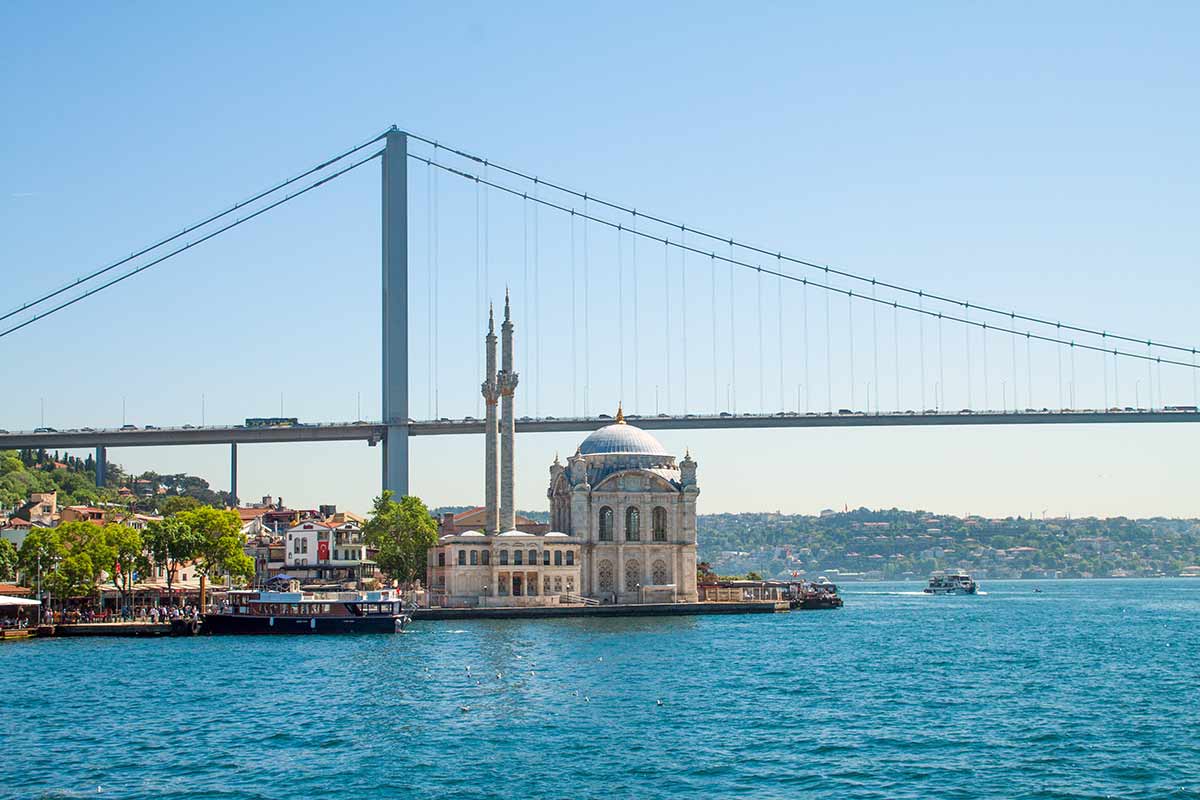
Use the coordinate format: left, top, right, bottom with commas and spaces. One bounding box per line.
570, 212, 577, 416
982, 323, 989, 411
1026, 335, 1033, 410
1070, 344, 1076, 409
1102, 339, 1109, 411
522, 200, 529, 416
664, 237, 672, 414
483, 163, 490, 309
1113, 349, 1119, 407
1011, 316, 1018, 413
777, 261, 784, 413
1146, 343, 1153, 409
632, 213, 639, 412
938, 315, 945, 410
533, 180, 541, 417
584, 197, 590, 416
681, 227, 688, 413
965, 306, 972, 410
1193, 350, 1198, 406
433, 157, 440, 418
803, 280, 809, 413
1057, 337, 1064, 410
475, 179, 482, 418
729, 241, 736, 413
757, 265, 765, 412
825, 273, 833, 413
426, 160, 434, 417
848, 292, 855, 410
1156, 358, 1163, 410
711, 253, 719, 412
893, 302, 900, 412
618, 225, 625, 404
919, 294, 927, 410
872, 283, 879, 413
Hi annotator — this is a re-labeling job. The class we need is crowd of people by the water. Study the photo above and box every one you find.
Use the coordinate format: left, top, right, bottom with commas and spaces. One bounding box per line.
34, 604, 204, 625
0, 611, 32, 630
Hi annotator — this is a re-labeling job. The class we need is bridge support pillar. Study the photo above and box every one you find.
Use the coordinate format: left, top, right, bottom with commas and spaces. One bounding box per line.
381, 127, 409, 497
95, 446, 107, 489
230, 443, 238, 507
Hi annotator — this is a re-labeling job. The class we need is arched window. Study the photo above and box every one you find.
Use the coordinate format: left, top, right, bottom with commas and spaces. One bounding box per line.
566, 550, 575, 566
542, 550, 550, 566
598, 559, 615, 591
554, 550, 563, 566
624, 559, 641, 592
652, 559, 668, 585
481, 550, 491, 566
599, 507, 614, 541
653, 507, 668, 541
625, 507, 640, 541
438, 552, 445, 567
514, 550, 523, 566
499, 550, 508, 565
528, 549, 537, 565
469, 550, 478, 566
457, 550, 466, 566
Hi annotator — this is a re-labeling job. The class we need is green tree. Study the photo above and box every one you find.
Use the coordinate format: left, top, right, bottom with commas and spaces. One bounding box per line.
363, 491, 438, 585
50, 552, 97, 600
0, 538, 18, 581
157, 495, 201, 516
18, 527, 65, 588
143, 517, 201, 600
176, 507, 253, 606
104, 523, 149, 608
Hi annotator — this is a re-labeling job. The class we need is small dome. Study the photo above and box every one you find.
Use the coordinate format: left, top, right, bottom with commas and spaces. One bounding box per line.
459, 530, 485, 538
544, 531, 569, 538
497, 529, 533, 537
578, 423, 668, 456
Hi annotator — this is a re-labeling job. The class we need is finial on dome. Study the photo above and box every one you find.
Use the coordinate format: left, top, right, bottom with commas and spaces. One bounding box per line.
615, 402, 626, 424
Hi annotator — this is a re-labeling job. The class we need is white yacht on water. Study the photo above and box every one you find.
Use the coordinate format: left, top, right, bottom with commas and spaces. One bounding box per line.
924, 571, 978, 595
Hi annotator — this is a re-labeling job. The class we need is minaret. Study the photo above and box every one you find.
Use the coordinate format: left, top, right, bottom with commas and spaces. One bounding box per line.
498, 290, 519, 532
482, 304, 500, 534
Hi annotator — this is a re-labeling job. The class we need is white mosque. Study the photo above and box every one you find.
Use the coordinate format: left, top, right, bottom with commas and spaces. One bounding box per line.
427, 297, 700, 607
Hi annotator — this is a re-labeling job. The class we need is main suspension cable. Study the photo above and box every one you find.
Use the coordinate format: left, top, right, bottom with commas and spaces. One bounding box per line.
402, 130, 1198, 356
4, 128, 389, 325
1, 150, 382, 341
411, 152, 1200, 370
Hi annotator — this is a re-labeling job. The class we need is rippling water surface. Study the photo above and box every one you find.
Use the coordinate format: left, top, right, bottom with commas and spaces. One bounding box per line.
3, 579, 1200, 799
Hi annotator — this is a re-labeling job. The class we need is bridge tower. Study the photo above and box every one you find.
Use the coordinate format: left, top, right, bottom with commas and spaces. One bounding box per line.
381, 128, 409, 497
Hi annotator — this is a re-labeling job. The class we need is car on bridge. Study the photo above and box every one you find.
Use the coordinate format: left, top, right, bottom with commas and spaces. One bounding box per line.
121, 424, 138, 430
34, 427, 57, 433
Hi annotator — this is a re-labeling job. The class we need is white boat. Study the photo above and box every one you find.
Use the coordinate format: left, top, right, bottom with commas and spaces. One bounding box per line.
923, 570, 977, 595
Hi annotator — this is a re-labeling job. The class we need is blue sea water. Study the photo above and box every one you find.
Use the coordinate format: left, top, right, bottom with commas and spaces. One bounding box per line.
3, 579, 1200, 800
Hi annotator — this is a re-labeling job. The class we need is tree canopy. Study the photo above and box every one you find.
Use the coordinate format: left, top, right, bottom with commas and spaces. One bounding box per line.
175, 507, 253, 583
363, 492, 438, 585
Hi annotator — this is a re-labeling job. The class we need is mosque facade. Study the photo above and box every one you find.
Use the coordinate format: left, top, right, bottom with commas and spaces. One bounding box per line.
426, 298, 699, 607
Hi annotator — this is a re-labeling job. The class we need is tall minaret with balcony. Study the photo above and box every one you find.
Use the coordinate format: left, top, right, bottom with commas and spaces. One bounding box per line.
498, 290, 519, 532
481, 304, 500, 534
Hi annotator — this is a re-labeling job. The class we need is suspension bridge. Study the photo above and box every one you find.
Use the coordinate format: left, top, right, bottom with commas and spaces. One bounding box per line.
3, 127, 1198, 500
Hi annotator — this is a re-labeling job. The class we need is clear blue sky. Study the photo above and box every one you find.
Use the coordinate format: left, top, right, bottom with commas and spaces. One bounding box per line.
3, 2, 1199, 518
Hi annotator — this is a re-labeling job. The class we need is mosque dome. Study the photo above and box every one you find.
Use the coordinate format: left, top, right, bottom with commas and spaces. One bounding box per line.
578, 407, 668, 456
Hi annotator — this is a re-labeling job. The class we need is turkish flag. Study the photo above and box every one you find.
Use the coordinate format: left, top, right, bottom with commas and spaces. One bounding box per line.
318, 541, 330, 561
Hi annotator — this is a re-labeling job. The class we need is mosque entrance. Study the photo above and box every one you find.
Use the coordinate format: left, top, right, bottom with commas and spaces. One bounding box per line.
512, 575, 523, 596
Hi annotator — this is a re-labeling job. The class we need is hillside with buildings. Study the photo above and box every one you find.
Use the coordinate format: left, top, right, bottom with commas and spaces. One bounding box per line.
698, 508, 1200, 581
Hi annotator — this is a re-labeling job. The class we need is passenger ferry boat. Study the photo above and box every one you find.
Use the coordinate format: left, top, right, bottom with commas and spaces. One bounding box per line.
203, 588, 411, 634
923, 571, 978, 595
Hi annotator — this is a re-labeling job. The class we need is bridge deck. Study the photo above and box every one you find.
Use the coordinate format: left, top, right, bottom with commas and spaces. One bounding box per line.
0, 410, 1196, 449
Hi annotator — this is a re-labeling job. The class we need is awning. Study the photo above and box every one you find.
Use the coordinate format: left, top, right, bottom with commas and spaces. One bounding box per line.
0, 595, 41, 607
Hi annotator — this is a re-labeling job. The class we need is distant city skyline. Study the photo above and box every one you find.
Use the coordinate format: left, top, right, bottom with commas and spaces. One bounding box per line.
3, 2, 1199, 517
